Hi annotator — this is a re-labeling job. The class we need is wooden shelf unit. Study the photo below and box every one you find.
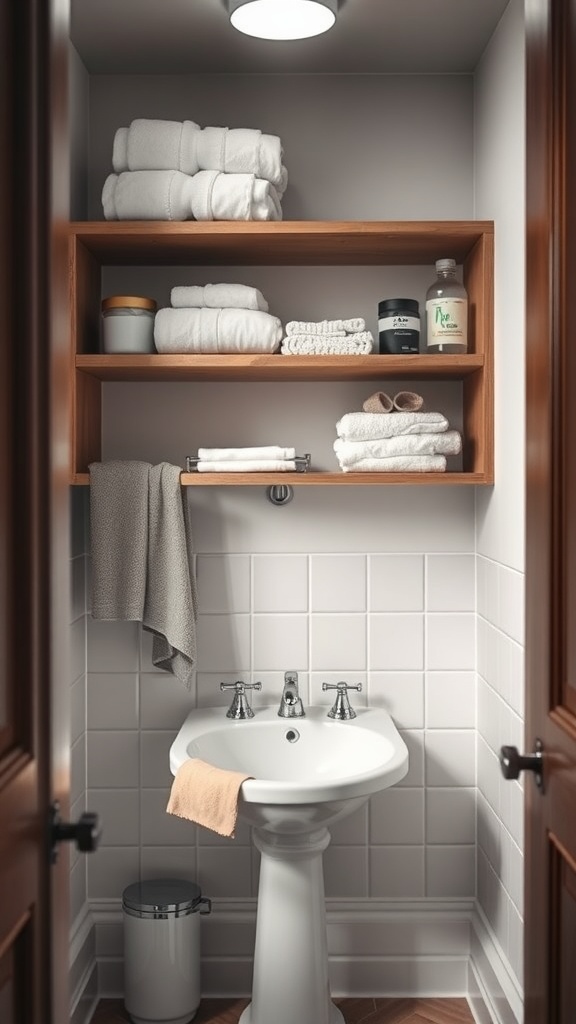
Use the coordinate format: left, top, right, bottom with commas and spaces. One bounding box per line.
69, 220, 494, 486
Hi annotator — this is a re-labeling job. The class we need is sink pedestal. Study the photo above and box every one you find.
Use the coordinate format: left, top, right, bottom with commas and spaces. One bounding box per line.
239, 827, 344, 1024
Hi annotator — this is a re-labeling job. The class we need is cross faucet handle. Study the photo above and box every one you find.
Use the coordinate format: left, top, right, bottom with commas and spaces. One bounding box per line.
220, 681, 262, 719
321, 681, 362, 720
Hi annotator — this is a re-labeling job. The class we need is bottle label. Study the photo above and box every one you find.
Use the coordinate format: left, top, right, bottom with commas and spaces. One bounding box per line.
426, 298, 467, 346
378, 314, 420, 333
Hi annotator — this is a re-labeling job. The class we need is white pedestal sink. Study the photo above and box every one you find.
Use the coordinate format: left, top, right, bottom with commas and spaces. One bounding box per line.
170, 706, 409, 1024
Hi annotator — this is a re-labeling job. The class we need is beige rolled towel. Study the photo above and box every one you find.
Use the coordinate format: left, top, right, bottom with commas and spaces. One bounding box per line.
393, 390, 424, 412
363, 391, 393, 413
167, 758, 252, 838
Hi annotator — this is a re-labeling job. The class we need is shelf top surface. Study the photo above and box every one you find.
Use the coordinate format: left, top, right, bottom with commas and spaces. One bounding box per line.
70, 220, 494, 266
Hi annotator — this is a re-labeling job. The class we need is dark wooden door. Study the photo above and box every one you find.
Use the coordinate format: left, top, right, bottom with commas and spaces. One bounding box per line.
524, 0, 576, 1021
0, 1, 71, 1021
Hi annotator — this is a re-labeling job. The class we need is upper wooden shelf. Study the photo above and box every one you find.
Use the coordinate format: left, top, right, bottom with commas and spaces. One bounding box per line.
70, 220, 494, 266
75, 353, 485, 383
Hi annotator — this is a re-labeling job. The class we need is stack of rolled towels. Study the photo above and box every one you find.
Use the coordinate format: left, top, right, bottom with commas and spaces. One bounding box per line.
281, 318, 374, 355
334, 390, 462, 473
154, 282, 283, 354
196, 446, 297, 473
102, 118, 287, 222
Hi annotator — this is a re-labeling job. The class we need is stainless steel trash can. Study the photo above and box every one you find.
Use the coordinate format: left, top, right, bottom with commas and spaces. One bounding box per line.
122, 878, 211, 1024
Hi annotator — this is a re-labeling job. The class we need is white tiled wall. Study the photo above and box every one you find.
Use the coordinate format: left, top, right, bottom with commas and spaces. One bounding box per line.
84, 549, 477, 903
476, 554, 525, 986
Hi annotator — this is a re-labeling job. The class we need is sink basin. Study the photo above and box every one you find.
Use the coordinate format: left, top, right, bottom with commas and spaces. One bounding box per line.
169, 704, 409, 832
169, 703, 408, 1024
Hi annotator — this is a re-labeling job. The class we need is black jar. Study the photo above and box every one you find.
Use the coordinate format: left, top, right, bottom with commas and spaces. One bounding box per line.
378, 298, 420, 354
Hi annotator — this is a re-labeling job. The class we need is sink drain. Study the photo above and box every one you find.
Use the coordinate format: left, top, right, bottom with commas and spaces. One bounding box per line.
285, 728, 300, 743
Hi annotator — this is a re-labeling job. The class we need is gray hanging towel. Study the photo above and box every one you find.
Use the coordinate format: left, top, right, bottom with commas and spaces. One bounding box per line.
89, 460, 197, 687
144, 462, 198, 685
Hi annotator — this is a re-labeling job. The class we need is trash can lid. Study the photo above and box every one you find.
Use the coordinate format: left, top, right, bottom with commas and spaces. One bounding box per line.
122, 878, 203, 916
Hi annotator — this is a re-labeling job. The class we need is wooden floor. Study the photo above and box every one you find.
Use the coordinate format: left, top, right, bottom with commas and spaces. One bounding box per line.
92, 996, 478, 1023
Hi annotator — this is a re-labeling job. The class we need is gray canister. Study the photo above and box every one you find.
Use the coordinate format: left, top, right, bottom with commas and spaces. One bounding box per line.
378, 297, 420, 354
102, 295, 157, 353
122, 878, 211, 1024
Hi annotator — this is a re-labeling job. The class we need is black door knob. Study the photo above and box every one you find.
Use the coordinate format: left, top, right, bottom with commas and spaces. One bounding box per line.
50, 802, 102, 863
499, 739, 544, 791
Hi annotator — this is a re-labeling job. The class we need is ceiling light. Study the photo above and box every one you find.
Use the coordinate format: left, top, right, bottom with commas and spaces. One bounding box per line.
228, 0, 337, 41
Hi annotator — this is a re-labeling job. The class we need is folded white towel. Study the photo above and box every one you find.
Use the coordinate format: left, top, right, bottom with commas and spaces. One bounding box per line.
334, 430, 461, 466
281, 332, 373, 355
113, 120, 287, 193
171, 284, 269, 312
285, 318, 366, 335
154, 307, 283, 354
336, 411, 449, 442
197, 460, 296, 472
198, 446, 296, 461
340, 456, 447, 473
102, 170, 282, 222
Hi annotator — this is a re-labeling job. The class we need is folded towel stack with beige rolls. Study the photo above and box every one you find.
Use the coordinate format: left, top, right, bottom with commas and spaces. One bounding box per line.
196, 445, 297, 473
102, 118, 287, 222
154, 282, 283, 354
281, 318, 374, 356
334, 391, 462, 473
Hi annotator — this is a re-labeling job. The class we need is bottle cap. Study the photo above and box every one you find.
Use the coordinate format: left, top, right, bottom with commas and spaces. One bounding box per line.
435, 259, 456, 272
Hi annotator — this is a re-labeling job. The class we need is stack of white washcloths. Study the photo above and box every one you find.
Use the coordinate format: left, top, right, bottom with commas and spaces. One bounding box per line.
281, 318, 374, 356
154, 282, 283, 355
196, 446, 297, 473
334, 390, 462, 473
102, 118, 287, 222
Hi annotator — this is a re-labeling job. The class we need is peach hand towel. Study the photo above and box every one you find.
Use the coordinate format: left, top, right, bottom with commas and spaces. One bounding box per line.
167, 758, 252, 838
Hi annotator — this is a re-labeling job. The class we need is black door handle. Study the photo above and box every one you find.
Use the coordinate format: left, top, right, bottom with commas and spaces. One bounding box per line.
50, 801, 102, 863
499, 739, 544, 791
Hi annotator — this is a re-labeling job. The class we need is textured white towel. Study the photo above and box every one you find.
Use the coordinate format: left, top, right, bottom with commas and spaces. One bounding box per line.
281, 333, 373, 355
336, 411, 449, 441
334, 430, 461, 466
197, 460, 296, 472
171, 284, 269, 312
198, 446, 296, 461
102, 170, 282, 222
286, 318, 366, 335
154, 307, 283, 354
113, 120, 287, 192
341, 456, 447, 473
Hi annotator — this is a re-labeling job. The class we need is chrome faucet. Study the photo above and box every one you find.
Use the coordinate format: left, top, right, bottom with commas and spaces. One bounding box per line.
277, 671, 305, 718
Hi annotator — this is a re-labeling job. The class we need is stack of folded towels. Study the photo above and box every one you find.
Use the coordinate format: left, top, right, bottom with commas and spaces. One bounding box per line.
334, 390, 462, 473
102, 118, 287, 222
280, 318, 374, 355
154, 282, 283, 354
196, 446, 297, 473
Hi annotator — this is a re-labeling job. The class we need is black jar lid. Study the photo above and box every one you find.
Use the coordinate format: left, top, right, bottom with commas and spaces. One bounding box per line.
378, 298, 420, 316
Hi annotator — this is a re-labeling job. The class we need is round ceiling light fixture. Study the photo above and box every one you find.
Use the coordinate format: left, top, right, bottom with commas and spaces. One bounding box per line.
228, 0, 337, 41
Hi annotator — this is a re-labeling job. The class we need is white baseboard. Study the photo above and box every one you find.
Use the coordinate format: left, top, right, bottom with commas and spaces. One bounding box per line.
70, 897, 522, 1023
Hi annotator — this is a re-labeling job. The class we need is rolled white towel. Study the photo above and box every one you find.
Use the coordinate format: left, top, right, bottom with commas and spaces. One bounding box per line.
286, 318, 366, 335
154, 307, 283, 354
113, 120, 287, 193
334, 430, 461, 466
189, 170, 282, 221
102, 170, 282, 222
198, 446, 296, 461
197, 460, 296, 472
102, 170, 195, 221
340, 455, 447, 473
281, 333, 374, 356
336, 411, 449, 442
171, 284, 269, 312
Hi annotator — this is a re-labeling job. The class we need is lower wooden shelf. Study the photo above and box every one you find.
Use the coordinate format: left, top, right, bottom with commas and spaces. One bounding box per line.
72, 471, 491, 486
